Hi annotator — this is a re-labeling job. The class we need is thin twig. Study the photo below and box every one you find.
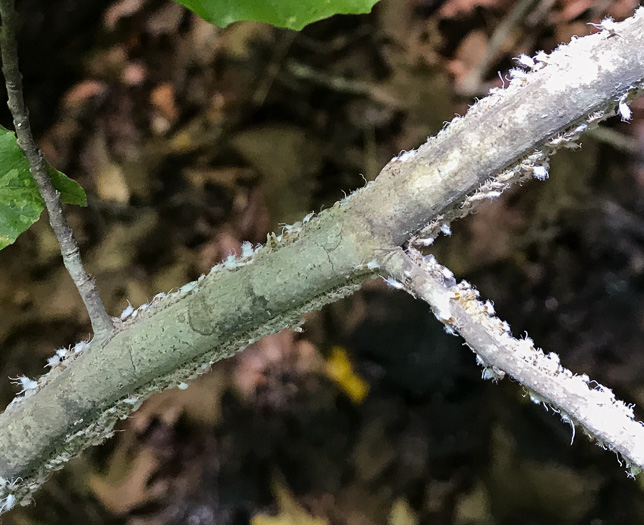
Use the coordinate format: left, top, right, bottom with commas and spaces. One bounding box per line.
380, 248, 644, 473
0, 0, 113, 338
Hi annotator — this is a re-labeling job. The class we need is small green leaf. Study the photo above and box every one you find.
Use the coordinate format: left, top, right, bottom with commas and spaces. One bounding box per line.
46, 160, 87, 206
0, 125, 87, 250
173, 0, 380, 30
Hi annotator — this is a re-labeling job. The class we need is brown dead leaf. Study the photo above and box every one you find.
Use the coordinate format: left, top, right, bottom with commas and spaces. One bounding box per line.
90, 448, 165, 515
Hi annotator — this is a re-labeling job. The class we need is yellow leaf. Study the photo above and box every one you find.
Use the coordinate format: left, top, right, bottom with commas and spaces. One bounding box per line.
325, 346, 369, 404
252, 478, 328, 525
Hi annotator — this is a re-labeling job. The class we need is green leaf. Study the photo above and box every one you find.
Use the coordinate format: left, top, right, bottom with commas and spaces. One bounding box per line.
0, 125, 87, 250
173, 0, 380, 30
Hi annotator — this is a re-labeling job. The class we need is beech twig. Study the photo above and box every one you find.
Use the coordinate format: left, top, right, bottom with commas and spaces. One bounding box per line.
0, 0, 113, 339
380, 248, 644, 474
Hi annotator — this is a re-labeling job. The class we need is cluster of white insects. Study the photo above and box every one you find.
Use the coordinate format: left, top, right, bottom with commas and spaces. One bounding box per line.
6, 212, 324, 408
0, 476, 21, 513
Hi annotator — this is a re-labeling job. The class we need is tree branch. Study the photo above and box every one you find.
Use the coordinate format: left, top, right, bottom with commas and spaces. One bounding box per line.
380, 248, 644, 475
0, 0, 113, 339
0, 7, 643, 511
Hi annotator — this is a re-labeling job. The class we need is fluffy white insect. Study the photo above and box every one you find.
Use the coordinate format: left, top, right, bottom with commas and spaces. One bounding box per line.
394, 150, 417, 163
302, 212, 314, 224
589, 16, 618, 35
532, 165, 549, 181
618, 96, 632, 121
177, 382, 189, 390
179, 281, 198, 295
383, 276, 404, 290
46, 355, 61, 368
241, 241, 255, 258
482, 367, 504, 381
482, 300, 495, 316
443, 325, 457, 336
120, 303, 134, 320
224, 254, 237, 269
11, 376, 38, 394
515, 54, 535, 69
440, 223, 452, 236
508, 68, 528, 80
415, 236, 435, 246
534, 50, 548, 64
73, 341, 90, 354
0, 494, 16, 512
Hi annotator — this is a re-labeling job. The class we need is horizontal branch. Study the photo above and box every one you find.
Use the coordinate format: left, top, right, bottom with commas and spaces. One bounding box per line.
1, 7, 643, 511
380, 248, 644, 474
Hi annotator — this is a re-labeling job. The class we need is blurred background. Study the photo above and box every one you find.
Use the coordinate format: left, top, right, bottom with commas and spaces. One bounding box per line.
1, 0, 644, 523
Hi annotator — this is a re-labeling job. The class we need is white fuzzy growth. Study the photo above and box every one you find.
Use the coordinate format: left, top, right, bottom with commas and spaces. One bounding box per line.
535, 50, 548, 64
515, 54, 535, 69
73, 341, 90, 354
302, 212, 314, 224
508, 68, 528, 80
393, 149, 417, 163
517, 336, 535, 352
46, 355, 61, 368
383, 276, 404, 290
482, 367, 504, 382
618, 97, 632, 121
0, 494, 15, 512
443, 325, 457, 336
440, 223, 452, 236
56, 349, 67, 358
177, 382, 189, 390
366, 259, 379, 271
224, 254, 237, 269
589, 16, 617, 33
120, 303, 134, 320
11, 375, 37, 394
241, 241, 254, 258
528, 390, 547, 406
532, 165, 549, 181
572, 123, 588, 135
432, 293, 453, 322
415, 236, 435, 246
482, 300, 495, 316
179, 281, 198, 295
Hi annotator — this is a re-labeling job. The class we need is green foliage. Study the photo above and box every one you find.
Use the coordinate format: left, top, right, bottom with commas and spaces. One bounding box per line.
0, 125, 86, 250
173, 0, 380, 30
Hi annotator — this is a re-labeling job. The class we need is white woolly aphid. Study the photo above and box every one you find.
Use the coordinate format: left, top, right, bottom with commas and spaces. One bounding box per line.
618, 97, 632, 122
0, 494, 16, 512
383, 277, 404, 290
393, 150, 416, 163
11, 375, 37, 394
241, 241, 255, 258
120, 303, 134, 320
532, 166, 549, 181
224, 254, 237, 269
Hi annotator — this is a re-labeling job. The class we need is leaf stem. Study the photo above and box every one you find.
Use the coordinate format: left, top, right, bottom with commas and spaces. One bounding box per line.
0, 0, 113, 339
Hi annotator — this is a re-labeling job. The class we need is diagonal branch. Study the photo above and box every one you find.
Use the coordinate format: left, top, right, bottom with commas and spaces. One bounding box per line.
0, 7, 643, 512
0, 0, 113, 339
379, 248, 644, 475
